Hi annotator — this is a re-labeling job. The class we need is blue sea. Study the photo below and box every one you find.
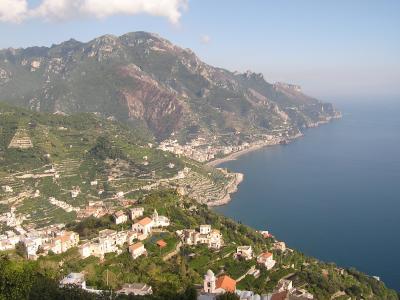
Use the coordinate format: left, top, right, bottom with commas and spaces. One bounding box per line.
214, 98, 400, 291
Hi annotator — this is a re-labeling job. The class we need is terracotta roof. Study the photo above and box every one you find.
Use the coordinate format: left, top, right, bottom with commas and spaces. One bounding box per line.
156, 240, 167, 248
259, 252, 273, 259
129, 242, 144, 252
271, 291, 289, 300
216, 275, 236, 292
138, 217, 153, 226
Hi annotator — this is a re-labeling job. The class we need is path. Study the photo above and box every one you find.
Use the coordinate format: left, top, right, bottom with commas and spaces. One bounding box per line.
163, 241, 182, 261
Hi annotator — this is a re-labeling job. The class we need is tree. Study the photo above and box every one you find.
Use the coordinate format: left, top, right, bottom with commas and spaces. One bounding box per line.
15, 241, 27, 259
102, 269, 118, 289
217, 292, 240, 300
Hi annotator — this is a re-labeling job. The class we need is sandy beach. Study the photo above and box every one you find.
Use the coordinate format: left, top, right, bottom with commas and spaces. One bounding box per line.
206, 142, 275, 167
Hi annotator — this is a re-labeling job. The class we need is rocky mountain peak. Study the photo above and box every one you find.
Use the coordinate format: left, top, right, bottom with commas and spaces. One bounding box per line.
0, 31, 338, 142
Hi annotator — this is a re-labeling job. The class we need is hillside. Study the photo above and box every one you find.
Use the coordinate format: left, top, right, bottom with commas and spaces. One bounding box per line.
0, 32, 340, 143
0, 105, 397, 299
0, 190, 398, 300
0, 103, 234, 227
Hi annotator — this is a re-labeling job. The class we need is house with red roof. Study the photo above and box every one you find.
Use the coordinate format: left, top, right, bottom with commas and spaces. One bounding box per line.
132, 217, 153, 235
257, 251, 276, 270
203, 270, 236, 295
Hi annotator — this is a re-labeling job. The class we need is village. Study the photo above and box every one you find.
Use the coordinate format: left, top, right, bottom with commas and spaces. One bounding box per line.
0, 188, 316, 300
158, 134, 287, 163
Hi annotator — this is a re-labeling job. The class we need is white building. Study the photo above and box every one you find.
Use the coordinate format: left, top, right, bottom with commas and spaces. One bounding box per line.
79, 242, 102, 259
257, 252, 276, 270
24, 237, 43, 259
60, 272, 86, 289
99, 229, 118, 254
236, 246, 253, 260
46, 231, 79, 254
152, 210, 170, 227
202, 270, 236, 295
200, 225, 211, 235
130, 207, 144, 220
275, 279, 293, 293
129, 242, 146, 259
208, 230, 223, 250
71, 187, 80, 198
203, 269, 217, 294
117, 283, 153, 296
114, 210, 128, 225
2, 185, 13, 193
273, 241, 286, 252
132, 217, 153, 235
178, 226, 223, 250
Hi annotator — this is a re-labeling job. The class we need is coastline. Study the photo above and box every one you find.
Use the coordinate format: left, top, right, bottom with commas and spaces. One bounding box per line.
207, 114, 342, 206
207, 132, 304, 168
206, 137, 298, 207
207, 172, 244, 207
206, 142, 274, 167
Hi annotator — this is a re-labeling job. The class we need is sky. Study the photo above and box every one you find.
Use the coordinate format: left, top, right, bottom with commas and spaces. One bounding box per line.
0, 0, 399, 101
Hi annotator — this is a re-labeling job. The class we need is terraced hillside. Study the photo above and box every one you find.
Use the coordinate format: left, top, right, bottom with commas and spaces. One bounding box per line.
0, 103, 234, 227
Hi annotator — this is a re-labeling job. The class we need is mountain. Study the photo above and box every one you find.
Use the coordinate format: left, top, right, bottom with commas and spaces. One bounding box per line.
0, 32, 339, 142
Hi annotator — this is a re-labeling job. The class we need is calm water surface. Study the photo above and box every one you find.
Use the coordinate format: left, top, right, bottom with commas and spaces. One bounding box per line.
214, 99, 400, 291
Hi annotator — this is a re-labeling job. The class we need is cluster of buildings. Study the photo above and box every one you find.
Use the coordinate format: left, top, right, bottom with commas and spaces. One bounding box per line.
0, 206, 24, 227
7, 224, 79, 260
158, 138, 216, 162
200, 270, 314, 300
79, 208, 170, 260
158, 135, 282, 163
77, 201, 108, 219
79, 228, 137, 259
269, 278, 314, 300
234, 246, 276, 270
49, 197, 80, 213
177, 224, 223, 250
0, 230, 22, 252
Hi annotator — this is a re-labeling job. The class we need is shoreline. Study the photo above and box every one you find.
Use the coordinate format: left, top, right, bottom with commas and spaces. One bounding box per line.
206, 132, 303, 168
207, 114, 342, 206
206, 142, 275, 167
207, 172, 244, 207
206, 137, 298, 207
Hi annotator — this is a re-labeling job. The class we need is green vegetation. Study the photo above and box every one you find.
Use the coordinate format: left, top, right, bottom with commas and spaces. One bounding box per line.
0, 103, 228, 226
0, 103, 396, 299
2, 190, 395, 300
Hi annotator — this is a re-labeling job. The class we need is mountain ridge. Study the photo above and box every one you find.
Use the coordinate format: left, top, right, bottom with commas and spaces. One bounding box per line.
0, 31, 340, 143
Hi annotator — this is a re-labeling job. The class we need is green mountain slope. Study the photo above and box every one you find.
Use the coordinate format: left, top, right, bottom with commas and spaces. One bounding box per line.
1, 190, 398, 300
0, 103, 230, 226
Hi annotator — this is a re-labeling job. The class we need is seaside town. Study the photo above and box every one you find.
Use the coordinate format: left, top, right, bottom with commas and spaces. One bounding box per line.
158, 134, 289, 164
0, 188, 316, 299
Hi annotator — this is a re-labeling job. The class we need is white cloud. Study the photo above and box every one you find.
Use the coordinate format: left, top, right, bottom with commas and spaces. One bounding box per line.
200, 34, 211, 45
0, 0, 188, 24
0, 0, 28, 23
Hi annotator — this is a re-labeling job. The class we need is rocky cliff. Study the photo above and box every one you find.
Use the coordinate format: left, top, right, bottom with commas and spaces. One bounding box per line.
0, 32, 339, 142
